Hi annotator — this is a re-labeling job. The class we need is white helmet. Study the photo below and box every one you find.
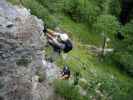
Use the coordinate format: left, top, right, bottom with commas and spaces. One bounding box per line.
59, 33, 69, 41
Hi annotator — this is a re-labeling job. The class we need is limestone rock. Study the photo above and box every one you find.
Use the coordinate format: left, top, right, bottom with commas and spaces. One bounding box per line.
0, 0, 57, 100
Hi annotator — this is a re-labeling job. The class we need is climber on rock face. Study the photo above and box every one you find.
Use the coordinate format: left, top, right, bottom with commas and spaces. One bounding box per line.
44, 27, 73, 61
47, 28, 73, 53
60, 65, 71, 80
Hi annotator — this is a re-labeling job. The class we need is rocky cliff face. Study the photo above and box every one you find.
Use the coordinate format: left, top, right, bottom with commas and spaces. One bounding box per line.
0, 0, 57, 100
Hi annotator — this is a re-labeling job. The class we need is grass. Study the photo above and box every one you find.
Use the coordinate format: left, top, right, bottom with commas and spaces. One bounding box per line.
55, 43, 133, 99
55, 16, 133, 99
58, 16, 102, 45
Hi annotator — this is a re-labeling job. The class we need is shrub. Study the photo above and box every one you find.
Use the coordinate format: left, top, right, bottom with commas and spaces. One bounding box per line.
87, 75, 133, 100
54, 80, 86, 100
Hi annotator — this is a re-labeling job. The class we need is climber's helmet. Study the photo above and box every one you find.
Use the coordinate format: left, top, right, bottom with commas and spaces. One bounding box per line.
64, 65, 69, 70
58, 33, 69, 41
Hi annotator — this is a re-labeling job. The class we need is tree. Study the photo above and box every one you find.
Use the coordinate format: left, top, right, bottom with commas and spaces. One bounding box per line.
63, 0, 100, 24
93, 15, 120, 38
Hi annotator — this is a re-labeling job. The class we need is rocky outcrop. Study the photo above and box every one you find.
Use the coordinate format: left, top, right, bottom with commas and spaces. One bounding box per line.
0, 0, 58, 100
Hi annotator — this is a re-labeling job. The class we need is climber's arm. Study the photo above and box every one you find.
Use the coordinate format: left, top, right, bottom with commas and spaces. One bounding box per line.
47, 29, 60, 37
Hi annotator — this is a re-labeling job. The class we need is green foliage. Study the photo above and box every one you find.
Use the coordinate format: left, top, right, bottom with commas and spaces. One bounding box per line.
113, 52, 133, 76
88, 75, 133, 100
54, 71, 133, 100
63, 0, 100, 24
56, 43, 133, 100
93, 15, 120, 37
22, 0, 58, 28
92, 0, 111, 14
54, 80, 86, 100
113, 20, 133, 76
88, 77, 116, 99
123, 20, 133, 35
7, 0, 19, 4
59, 16, 102, 44
8, 0, 121, 28
63, 0, 83, 22
109, 0, 122, 17
38, 0, 65, 12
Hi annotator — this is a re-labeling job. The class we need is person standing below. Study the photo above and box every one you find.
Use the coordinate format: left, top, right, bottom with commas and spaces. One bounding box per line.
60, 65, 71, 80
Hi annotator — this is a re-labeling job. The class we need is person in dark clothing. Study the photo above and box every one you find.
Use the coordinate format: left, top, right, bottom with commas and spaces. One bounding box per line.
47, 29, 73, 53
60, 65, 71, 80
45, 28, 73, 62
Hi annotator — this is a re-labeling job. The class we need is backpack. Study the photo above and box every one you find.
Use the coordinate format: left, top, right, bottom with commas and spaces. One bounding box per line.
63, 40, 73, 53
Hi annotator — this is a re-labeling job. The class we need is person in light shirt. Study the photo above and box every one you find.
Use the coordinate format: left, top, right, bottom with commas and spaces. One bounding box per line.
45, 27, 73, 61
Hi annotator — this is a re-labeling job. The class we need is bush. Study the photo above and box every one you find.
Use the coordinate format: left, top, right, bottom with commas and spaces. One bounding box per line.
113, 52, 133, 75
87, 75, 133, 100
54, 80, 86, 100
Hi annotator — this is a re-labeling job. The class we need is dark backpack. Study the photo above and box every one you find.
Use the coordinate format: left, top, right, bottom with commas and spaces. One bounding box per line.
63, 40, 73, 53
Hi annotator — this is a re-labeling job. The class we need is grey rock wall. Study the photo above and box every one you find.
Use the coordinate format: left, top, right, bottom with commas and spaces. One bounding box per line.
0, 0, 55, 100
